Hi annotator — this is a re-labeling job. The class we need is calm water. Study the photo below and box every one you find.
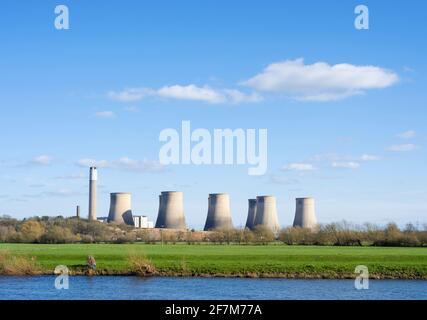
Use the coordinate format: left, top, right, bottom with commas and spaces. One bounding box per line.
0, 276, 426, 300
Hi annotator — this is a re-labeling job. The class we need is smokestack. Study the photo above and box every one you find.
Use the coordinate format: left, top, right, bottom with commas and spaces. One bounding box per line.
253, 196, 280, 232
293, 197, 318, 230
204, 193, 233, 231
245, 199, 257, 230
155, 191, 186, 229
88, 167, 97, 221
107, 192, 134, 225
76, 205, 80, 219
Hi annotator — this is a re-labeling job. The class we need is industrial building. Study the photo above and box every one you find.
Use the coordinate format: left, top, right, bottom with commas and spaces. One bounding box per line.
245, 199, 257, 230
133, 215, 154, 229
204, 193, 234, 231
88, 167, 97, 221
293, 197, 318, 230
107, 192, 135, 226
85, 167, 320, 232
253, 196, 281, 232
155, 191, 187, 229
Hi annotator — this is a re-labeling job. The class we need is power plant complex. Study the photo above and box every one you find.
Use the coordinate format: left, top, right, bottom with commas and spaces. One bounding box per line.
85, 168, 319, 232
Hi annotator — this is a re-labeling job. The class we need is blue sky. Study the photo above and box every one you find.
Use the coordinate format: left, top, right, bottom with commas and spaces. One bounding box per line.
0, 0, 426, 228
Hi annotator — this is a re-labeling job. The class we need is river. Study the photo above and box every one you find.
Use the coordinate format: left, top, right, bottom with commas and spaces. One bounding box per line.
0, 276, 426, 300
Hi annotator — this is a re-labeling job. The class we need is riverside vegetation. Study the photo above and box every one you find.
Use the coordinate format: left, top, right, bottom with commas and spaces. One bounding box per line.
0, 216, 427, 278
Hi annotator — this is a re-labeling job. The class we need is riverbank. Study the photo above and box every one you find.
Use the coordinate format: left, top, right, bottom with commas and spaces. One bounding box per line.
1, 243, 426, 279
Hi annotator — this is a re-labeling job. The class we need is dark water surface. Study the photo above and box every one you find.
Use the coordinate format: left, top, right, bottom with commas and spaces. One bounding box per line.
0, 276, 426, 300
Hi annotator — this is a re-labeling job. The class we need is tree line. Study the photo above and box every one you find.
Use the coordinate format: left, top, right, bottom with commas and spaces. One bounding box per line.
1, 215, 427, 247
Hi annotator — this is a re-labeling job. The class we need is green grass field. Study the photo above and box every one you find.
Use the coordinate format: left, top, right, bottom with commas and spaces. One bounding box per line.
1, 243, 427, 278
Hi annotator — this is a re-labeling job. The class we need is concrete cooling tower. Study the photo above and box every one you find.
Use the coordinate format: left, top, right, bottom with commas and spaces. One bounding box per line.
155, 191, 187, 229
293, 197, 318, 230
204, 193, 233, 231
245, 199, 257, 230
155, 195, 164, 227
88, 167, 97, 221
107, 193, 134, 225
253, 196, 280, 232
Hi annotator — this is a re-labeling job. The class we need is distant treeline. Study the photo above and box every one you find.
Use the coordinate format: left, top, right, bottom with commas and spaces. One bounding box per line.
0, 215, 427, 247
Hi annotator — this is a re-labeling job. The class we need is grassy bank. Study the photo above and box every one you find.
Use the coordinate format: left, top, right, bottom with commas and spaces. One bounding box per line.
0, 243, 426, 279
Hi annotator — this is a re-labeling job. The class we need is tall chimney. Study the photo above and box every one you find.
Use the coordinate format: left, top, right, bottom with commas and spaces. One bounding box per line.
76, 205, 80, 219
204, 193, 233, 231
88, 167, 97, 221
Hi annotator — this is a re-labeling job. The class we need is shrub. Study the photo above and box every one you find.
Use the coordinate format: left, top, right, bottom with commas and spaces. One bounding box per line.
19, 220, 45, 243
128, 254, 157, 276
253, 226, 275, 244
41, 226, 78, 244
0, 250, 41, 275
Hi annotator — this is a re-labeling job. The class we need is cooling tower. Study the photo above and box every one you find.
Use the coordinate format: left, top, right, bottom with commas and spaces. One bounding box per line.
88, 167, 97, 221
155, 194, 164, 227
245, 199, 257, 230
107, 192, 134, 225
293, 197, 318, 230
204, 193, 233, 231
253, 196, 280, 232
155, 191, 187, 229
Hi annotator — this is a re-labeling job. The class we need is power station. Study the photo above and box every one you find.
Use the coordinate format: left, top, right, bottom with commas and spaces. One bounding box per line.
253, 196, 280, 232
245, 199, 257, 230
204, 193, 233, 231
293, 197, 318, 230
85, 167, 321, 232
155, 191, 187, 229
88, 167, 97, 221
107, 192, 135, 226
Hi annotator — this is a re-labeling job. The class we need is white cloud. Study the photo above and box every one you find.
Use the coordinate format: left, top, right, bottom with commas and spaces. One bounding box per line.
157, 85, 224, 103
123, 106, 140, 113
43, 189, 84, 197
55, 173, 86, 180
218, 89, 262, 104
28, 183, 45, 188
313, 153, 380, 162
108, 88, 151, 102
332, 161, 360, 169
76, 157, 165, 173
360, 154, 380, 161
77, 159, 111, 168
270, 175, 299, 185
241, 58, 398, 101
312, 153, 343, 162
109, 85, 262, 104
397, 130, 416, 139
113, 157, 165, 172
387, 144, 419, 152
282, 163, 316, 171
95, 111, 115, 118
32, 155, 53, 166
